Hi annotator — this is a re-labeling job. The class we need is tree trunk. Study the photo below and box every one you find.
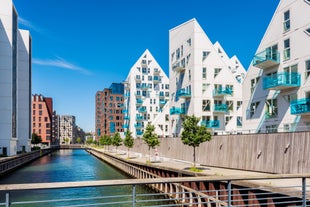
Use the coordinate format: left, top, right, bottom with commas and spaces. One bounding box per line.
127, 147, 129, 158
193, 146, 196, 168
148, 147, 151, 163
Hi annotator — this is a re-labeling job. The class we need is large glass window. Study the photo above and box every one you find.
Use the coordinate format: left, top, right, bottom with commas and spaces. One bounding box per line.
250, 77, 260, 94
266, 99, 278, 118
306, 60, 310, 79
250, 102, 260, 118
214, 68, 222, 78
284, 39, 290, 61
237, 116, 242, 127
202, 67, 207, 79
283, 10, 290, 32
202, 100, 210, 111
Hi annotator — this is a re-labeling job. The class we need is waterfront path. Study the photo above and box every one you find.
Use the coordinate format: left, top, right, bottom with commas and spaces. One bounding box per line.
93, 148, 308, 192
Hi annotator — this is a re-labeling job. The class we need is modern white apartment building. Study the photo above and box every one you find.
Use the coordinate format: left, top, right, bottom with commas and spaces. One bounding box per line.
169, 18, 245, 136
0, 0, 32, 156
59, 115, 76, 144
243, 0, 310, 133
123, 49, 170, 138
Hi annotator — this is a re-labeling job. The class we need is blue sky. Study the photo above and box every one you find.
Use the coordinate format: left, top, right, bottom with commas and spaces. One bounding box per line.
13, 0, 279, 132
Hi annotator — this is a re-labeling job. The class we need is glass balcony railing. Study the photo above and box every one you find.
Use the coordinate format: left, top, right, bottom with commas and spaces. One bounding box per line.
177, 88, 191, 99
134, 123, 142, 128
201, 120, 220, 128
136, 114, 143, 121
290, 98, 310, 115
159, 92, 165, 97
124, 115, 130, 120
136, 130, 143, 135
153, 76, 160, 82
124, 92, 130, 97
122, 109, 128, 114
172, 61, 185, 73
141, 83, 149, 90
136, 99, 143, 105
139, 107, 147, 113
214, 104, 228, 113
213, 88, 233, 97
159, 100, 167, 105
263, 72, 300, 90
122, 124, 129, 129
170, 107, 186, 115
253, 49, 280, 69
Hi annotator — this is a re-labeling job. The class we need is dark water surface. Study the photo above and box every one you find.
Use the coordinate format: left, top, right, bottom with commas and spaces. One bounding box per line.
0, 149, 166, 206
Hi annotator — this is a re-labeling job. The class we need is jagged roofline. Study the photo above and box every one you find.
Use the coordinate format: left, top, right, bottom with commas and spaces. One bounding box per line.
124, 49, 168, 81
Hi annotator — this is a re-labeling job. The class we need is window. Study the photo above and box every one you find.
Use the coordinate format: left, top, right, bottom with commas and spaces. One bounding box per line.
284, 39, 290, 60
214, 68, 221, 78
202, 100, 210, 111
225, 116, 232, 126
251, 77, 260, 94
187, 38, 191, 46
305, 0, 310, 5
165, 114, 169, 121
181, 45, 183, 57
202, 83, 209, 93
202, 67, 207, 79
176, 48, 180, 60
283, 10, 290, 32
237, 101, 242, 110
305, 28, 310, 36
142, 68, 147, 74
165, 84, 169, 89
202, 51, 210, 61
39, 110, 42, 115
148, 76, 152, 81
250, 102, 260, 118
306, 60, 310, 79
188, 69, 191, 81
266, 99, 278, 118
266, 125, 278, 133
237, 116, 242, 127
226, 101, 233, 111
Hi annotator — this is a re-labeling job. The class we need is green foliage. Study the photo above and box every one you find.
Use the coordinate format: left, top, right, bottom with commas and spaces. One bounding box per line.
99, 136, 105, 146
181, 115, 212, 167
31, 133, 42, 145
112, 132, 123, 148
103, 135, 112, 146
76, 137, 82, 144
181, 115, 211, 148
64, 138, 70, 144
142, 124, 160, 162
86, 137, 93, 145
189, 167, 203, 172
123, 130, 134, 149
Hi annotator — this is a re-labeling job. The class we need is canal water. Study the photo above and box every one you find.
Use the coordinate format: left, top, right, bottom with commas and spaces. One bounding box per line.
0, 149, 167, 206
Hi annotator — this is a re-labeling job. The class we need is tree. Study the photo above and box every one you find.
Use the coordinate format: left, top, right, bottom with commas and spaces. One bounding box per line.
76, 137, 82, 144
86, 137, 93, 145
112, 132, 122, 153
142, 124, 160, 163
103, 135, 112, 151
99, 136, 105, 146
181, 115, 212, 168
123, 130, 134, 158
31, 133, 42, 146
64, 137, 70, 144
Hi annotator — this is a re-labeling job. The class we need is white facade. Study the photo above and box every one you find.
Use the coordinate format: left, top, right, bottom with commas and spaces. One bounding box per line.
243, 0, 310, 133
169, 19, 245, 136
0, 0, 31, 156
59, 115, 76, 144
123, 49, 170, 138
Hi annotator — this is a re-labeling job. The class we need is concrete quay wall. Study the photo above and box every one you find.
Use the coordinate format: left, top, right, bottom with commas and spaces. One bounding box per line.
119, 132, 310, 174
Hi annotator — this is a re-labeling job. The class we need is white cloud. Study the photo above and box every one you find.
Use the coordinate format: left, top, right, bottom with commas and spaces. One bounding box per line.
33, 57, 92, 75
18, 17, 41, 33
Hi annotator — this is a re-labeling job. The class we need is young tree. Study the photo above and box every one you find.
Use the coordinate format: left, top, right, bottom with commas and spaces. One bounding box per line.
142, 124, 160, 163
103, 135, 112, 151
181, 115, 212, 168
31, 133, 42, 146
86, 137, 93, 145
64, 137, 70, 144
123, 130, 134, 158
112, 132, 123, 153
99, 136, 105, 146
76, 137, 82, 144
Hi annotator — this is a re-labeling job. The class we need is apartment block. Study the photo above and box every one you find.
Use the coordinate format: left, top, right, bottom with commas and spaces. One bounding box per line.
169, 19, 245, 136
0, 0, 32, 156
243, 0, 310, 133
59, 115, 76, 144
95, 83, 124, 139
32, 95, 53, 146
123, 49, 170, 138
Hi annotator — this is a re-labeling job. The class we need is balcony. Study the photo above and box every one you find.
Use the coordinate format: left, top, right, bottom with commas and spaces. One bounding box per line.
122, 109, 128, 114
159, 92, 165, 97
170, 107, 186, 115
201, 120, 220, 128
124, 115, 130, 120
136, 114, 143, 121
122, 124, 129, 129
134, 123, 142, 129
290, 98, 310, 115
136, 99, 143, 105
141, 60, 147, 67
124, 92, 130, 97
159, 99, 167, 106
253, 49, 280, 69
135, 91, 141, 97
263, 72, 300, 90
118, 103, 125, 108
136, 130, 143, 136
135, 75, 141, 82
177, 88, 191, 99
139, 107, 147, 113
153, 76, 160, 83
213, 88, 233, 97
153, 68, 160, 75
214, 104, 228, 113
172, 62, 185, 73
141, 83, 149, 90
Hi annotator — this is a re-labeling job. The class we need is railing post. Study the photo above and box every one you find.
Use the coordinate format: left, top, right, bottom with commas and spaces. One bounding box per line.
132, 184, 136, 207
228, 180, 232, 207
302, 177, 306, 207
5, 192, 10, 207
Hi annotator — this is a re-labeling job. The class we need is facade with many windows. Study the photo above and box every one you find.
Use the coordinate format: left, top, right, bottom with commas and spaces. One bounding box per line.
95, 83, 124, 140
243, 0, 310, 133
59, 115, 76, 144
123, 49, 170, 138
169, 19, 245, 136
0, 0, 32, 156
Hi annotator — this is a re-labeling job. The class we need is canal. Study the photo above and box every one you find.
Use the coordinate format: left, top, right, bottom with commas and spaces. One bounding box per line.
0, 149, 166, 206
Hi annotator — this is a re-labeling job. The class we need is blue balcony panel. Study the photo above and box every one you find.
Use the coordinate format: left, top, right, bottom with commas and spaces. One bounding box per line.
122, 124, 129, 129
253, 49, 280, 69
201, 120, 220, 128
213, 88, 233, 97
136, 114, 143, 121
122, 109, 128, 114
124, 116, 130, 120
290, 98, 310, 115
134, 123, 142, 129
214, 104, 228, 113
263, 72, 300, 90
136, 99, 143, 105
170, 107, 186, 115
159, 100, 167, 105
139, 107, 147, 113
177, 88, 191, 99
136, 130, 143, 136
